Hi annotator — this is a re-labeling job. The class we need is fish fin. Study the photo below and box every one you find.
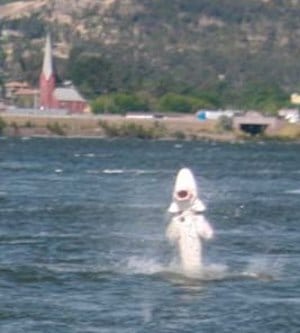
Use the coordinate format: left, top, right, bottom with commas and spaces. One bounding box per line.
168, 202, 180, 213
192, 198, 206, 213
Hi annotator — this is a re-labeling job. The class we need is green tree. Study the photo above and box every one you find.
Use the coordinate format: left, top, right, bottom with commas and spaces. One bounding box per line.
0, 44, 5, 68
91, 95, 116, 114
159, 93, 193, 113
4, 17, 45, 39
91, 93, 149, 114
114, 93, 148, 113
158, 93, 214, 113
238, 82, 289, 114
68, 50, 116, 98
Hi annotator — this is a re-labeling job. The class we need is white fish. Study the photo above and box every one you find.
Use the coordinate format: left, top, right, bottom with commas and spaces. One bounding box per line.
166, 168, 213, 274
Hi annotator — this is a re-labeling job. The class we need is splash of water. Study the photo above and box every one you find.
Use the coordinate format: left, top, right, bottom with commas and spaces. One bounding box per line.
121, 256, 166, 275
120, 255, 230, 282
113, 254, 279, 283
241, 256, 282, 281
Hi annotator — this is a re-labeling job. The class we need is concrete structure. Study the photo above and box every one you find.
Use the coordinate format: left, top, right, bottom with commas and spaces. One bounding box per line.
233, 111, 280, 135
39, 34, 88, 113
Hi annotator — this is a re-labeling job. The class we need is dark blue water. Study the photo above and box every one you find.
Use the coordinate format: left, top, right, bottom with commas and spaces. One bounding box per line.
0, 138, 299, 332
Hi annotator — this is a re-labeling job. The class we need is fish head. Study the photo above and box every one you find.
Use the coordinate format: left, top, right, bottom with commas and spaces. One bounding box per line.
173, 168, 198, 203
168, 168, 206, 213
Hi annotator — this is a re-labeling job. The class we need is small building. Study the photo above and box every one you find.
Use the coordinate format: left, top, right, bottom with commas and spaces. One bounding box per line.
278, 108, 299, 123
39, 34, 88, 113
14, 87, 39, 108
5, 81, 30, 98
4, 81, 38, 108
290, 93, 300, 105
52, 84, 88, 113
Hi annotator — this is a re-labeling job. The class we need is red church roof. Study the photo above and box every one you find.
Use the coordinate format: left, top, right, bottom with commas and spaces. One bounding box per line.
54, 87, 86, 102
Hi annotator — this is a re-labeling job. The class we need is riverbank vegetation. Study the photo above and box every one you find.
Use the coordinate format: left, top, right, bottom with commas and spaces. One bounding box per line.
0, 116, 6, 135
98, 120, 167, 139
1, 113, 300, 141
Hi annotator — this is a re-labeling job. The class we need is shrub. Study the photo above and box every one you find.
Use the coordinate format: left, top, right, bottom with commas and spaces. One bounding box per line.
92, 93, 149, 114
0, 117, 6, 135
46, 122, 66, 136
114, 93, 149, 113
98, 120, 167, 139
159, 93, 193, 113
25, 121, 34, 128
98, 120, 120, 136
91, 95, 116, 114
158, 93, 214, 113
216, 115, 233, 132
172, 130, 186, 140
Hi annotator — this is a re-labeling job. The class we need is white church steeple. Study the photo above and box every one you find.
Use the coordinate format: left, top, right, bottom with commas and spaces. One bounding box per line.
42, 33, 53, 80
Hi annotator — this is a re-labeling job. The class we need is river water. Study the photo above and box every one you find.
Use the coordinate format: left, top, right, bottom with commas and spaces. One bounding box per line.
0, 138, 299, 332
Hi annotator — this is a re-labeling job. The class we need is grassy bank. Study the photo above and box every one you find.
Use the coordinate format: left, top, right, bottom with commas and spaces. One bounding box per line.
0, 113, 299, 141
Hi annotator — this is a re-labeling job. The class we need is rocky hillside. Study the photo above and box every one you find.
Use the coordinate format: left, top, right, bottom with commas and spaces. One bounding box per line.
1, 0, 300, 105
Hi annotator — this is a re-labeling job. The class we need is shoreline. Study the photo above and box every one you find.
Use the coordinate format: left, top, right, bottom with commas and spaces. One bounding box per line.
0, 112, 300, 142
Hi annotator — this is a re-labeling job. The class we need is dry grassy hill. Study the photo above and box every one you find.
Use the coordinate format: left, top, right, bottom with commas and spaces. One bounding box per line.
1, 0, 300, 108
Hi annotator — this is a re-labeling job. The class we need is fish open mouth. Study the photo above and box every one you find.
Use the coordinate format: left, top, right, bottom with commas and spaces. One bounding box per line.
176, 190, 190, 200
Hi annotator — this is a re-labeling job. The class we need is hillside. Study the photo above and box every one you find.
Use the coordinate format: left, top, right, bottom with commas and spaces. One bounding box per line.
1, 0, 300, 109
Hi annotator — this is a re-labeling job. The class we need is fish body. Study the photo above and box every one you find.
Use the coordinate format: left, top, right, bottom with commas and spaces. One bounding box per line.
168, 168, 206, 214
166, 168, 213, 274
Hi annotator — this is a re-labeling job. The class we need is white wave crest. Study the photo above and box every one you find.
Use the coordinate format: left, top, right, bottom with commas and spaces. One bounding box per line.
103, 169, 124, 174
285, 189, 300, 194
121, 256, 165, 275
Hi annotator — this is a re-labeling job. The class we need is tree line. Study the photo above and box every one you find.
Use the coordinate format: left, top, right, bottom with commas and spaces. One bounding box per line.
68, 49, 291, 114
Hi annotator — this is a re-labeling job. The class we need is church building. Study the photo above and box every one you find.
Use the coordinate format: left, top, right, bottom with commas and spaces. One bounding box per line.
39, 34, 88, 113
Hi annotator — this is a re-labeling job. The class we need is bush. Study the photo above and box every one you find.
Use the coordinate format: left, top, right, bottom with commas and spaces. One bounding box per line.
68, 51, 118, 98
158, 93, 214, 113
92, 93, 149, 114
159, 93, 193, 113
98, 120, 120, 136
172, 130, 186, 140
114, 93, 149, 113
98, 120, 167, 139
237, 82, 289, 114
216, 115, 233, 132
0, 117, 6, 135
46, 122, 66, 136
25, 121, 34, 128
91, 95, 116, 114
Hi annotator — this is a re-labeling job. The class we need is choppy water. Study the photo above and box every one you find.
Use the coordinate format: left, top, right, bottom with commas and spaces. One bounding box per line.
0, 137, 299, 332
